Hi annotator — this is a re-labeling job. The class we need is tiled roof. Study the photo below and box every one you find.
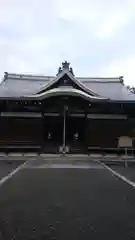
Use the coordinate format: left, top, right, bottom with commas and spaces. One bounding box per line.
0, 72, 134, 101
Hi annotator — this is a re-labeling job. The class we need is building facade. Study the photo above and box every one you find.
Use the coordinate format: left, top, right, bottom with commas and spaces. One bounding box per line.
0, 61, 135, 154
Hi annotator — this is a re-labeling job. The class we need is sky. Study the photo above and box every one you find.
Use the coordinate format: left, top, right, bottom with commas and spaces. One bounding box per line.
0, 0, 135, 86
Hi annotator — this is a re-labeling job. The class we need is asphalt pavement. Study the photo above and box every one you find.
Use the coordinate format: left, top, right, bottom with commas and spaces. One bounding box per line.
0, 159, 134, 239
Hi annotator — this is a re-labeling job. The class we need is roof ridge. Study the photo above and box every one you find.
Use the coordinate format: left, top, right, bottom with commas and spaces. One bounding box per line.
5, 73, 54, 81
77, 76, 120, 79
80, 79, 121, 83
4, 72, 123, 83
5, 72, 54, 78
77, 76, 124, 84
5, 72, 122, 79
2, 72, 124, 84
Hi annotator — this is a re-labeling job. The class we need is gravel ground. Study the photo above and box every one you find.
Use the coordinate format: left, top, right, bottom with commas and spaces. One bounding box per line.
0, 163, 134, 239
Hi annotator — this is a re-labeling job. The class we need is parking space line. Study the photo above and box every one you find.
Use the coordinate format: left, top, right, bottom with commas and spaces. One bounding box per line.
0, 161, 27, 187
101, 162, 135, 189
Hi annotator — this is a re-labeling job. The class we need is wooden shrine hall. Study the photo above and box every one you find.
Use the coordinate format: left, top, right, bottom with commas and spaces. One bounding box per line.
0, 61, 135, 154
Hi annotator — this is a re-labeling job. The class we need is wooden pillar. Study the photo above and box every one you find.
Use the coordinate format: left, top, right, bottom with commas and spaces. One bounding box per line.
41, 113, 45, 151
83, 113, 89, 152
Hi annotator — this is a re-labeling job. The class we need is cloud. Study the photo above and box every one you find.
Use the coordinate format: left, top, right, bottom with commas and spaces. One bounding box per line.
97, 10, 129, 39
0, 0, 134, 86
99, 56, 135, 86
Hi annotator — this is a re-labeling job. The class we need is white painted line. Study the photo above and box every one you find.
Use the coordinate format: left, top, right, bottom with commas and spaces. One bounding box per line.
0, 153, 7, 157
23, 153, 38, 157
27, 163, 104, 169
29, 164, 92, 169
0, 161, 27, 186
8, 153, 23, 157
89, 155, 102, 160
101, 162, 135, 189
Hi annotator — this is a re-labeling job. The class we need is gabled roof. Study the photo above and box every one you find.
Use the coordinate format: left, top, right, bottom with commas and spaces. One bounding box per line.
37, 69, 106, 98
16, 88, 106, 101
0, 62, 135, 101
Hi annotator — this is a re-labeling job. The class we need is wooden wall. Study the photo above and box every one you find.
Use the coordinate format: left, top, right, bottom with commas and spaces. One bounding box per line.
85, 119, 132, 148
0, 117, 43, 145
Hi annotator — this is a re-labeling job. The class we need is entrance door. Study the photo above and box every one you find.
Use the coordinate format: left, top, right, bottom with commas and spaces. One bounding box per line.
43, 113, 86, 153
66, 116, 86, 153
43, 116, 63, 153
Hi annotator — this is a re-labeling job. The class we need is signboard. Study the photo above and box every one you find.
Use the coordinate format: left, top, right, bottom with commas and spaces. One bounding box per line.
118, 136, 132, 148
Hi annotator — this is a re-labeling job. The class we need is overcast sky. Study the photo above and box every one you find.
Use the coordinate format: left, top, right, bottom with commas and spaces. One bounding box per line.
0, 0, 135, 86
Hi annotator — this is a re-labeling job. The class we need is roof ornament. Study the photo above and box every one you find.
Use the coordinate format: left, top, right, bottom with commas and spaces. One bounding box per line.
56, 61, 74, 76
4, 72, 8, 81
69, 67, 74, 76
62, 61, 70, 70
57, 66, 62, 75
119, 76, 124, 84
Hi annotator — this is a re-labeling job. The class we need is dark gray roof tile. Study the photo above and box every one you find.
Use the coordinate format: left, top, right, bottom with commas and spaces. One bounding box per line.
0, 72, 135, 101
0, 78, 50, 97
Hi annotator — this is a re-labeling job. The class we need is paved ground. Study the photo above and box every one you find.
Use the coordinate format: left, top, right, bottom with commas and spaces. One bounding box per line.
0, 158, 135, 239
0, 160, 25, 181
111, 164, 135, 183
